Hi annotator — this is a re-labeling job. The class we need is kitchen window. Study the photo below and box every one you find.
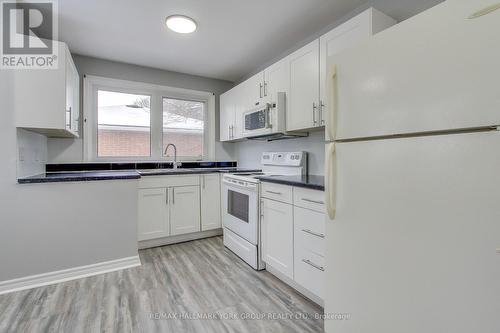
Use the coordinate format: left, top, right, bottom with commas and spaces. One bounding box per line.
83, 75, 215, 161
97, 90, 151, 157
162, 97, 205, 159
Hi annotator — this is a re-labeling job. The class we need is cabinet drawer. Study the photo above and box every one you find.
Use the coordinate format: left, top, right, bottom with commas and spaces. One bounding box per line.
293, 187, 325, 212
261, 182, 292, 204
294, 206, 325, 256
294, 246, 325, 299
138, 175, 200, 189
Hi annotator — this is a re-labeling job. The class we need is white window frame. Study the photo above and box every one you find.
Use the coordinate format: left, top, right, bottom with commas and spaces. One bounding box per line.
83, 75, 215, 162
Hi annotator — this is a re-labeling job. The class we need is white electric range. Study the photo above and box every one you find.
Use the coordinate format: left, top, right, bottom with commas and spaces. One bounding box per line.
222, 152, 307, 270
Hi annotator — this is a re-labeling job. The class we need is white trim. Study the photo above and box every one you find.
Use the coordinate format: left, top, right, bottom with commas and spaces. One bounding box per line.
138, 229, 222, 250
83, 75, 216, 162
0, 255, 141, 295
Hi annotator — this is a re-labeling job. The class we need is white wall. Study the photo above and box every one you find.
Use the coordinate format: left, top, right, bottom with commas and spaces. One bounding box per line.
47, 54, 236, 163
0, 71, 139, 283
233, 131, 325, 175
16, 129, 47, 178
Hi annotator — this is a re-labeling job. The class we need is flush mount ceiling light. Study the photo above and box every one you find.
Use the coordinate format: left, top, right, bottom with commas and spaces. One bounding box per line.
166, 15, 197, 34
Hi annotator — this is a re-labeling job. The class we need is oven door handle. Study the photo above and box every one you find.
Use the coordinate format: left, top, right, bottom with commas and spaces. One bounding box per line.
223, 179, 258, 191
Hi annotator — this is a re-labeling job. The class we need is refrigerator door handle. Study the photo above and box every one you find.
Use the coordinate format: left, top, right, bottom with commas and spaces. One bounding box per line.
326, 64, 337, 141
325, 142, 336, 219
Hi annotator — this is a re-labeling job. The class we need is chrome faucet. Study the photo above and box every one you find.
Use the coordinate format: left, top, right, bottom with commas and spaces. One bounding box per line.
164, 143, 180, 169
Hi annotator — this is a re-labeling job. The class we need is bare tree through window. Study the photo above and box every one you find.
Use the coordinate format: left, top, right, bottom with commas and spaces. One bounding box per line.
163, 98, 204, 159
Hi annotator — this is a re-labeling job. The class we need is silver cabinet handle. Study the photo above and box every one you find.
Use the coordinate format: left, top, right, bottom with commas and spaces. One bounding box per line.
302, 229, 325, 238
264, 81, 268, 96
266, 190, 282, 195
301, 198, 324, 205
166, 189, 169, 205
260, 200, 264, 219
66, 107, 72, 128
319, 100, 325, 125
202, 175, 206, 189
312, 102, 318, 125
172, 188, 175, 205
302, 259, 325, 271
259, 83, 263, 98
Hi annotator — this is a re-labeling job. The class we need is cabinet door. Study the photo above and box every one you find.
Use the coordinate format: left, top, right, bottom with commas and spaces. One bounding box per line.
138, 188, 169, 241
170, 186, 201, 235
263, 57, 289, 105
241, 72, 265, 109
288, 40, 320, 131
294, 206, 326, 299
220, 91, 234, 142
319, 10, 372, 128
261, 198, 294, 279
201, 174, 221, 231
65, 53, 80, 136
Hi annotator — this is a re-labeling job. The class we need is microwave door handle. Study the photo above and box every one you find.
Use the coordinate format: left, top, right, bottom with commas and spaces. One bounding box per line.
265, 105, 272, 129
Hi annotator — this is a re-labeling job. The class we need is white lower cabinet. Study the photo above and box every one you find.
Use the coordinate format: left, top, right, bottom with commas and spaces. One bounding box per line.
170, 186, 201, 236
201, 174, 221, 231
294, 206, 326, 299
261, 184, 326, 303
261, 198, 294, 279
138, 175, 213, 244
138, 188, 169, 241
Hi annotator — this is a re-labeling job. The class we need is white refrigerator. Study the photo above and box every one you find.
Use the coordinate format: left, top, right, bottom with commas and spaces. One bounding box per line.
324, 1, 500, 332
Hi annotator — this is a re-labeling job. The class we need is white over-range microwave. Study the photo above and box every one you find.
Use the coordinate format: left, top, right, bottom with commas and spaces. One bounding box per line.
241, 92, 307, 140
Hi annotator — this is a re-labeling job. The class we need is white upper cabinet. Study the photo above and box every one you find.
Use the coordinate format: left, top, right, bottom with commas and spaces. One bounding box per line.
201, 174, 222, 231
220, 84, 245, 142
320, 8, 396, 138
218, 7, 394, 139
263, 56, 290, 106
288, 40, 320, 132
220, 90, 235, 142
241, 71, 265, 109
14, 41, 80, 138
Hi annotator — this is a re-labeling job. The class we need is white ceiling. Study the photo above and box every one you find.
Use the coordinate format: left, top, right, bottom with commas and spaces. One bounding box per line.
56, 0, 443, 82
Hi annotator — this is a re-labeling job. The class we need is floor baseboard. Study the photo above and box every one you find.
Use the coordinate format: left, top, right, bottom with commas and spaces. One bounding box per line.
138, 228, 223, 249
0, 255, 141, 295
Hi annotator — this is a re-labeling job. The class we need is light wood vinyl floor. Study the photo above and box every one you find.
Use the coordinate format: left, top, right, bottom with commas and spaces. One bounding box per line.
0, 236, 323, 333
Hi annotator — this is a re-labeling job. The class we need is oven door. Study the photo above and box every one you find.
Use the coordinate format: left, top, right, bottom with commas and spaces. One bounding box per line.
222, 179, 259, 245
242, 104, 272, 137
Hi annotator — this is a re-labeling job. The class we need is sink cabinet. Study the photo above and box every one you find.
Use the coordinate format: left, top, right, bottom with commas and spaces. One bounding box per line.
137, 174, 222, 247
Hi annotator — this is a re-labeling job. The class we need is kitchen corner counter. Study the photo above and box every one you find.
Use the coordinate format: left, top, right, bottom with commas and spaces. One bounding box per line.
256, 174, 325, 191
17, 171, 141, 184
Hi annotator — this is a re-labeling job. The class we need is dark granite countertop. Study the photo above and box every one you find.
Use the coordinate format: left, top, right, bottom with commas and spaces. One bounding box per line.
137, 167, 261, 176
17, 171, 141, 184
256, 174, 324, 191
18, 168, 262, 184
